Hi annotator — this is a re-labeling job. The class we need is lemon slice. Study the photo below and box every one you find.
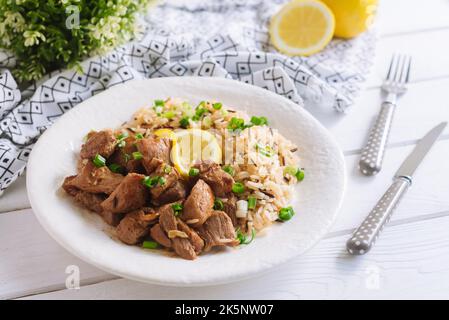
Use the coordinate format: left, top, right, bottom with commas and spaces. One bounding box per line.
171, 129, 222, 176
269, 0, 335, 56
154, 128, 177, 141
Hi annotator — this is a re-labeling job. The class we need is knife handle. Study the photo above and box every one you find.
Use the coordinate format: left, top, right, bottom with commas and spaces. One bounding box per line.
346, 177, 411, 255
359, 102, 396, 176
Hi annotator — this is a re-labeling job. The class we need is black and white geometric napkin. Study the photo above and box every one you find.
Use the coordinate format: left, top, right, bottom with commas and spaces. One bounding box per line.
0, 0, 376, 196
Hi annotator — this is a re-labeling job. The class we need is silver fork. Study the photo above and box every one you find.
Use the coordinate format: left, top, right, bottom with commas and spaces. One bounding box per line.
359, 54, 412, 176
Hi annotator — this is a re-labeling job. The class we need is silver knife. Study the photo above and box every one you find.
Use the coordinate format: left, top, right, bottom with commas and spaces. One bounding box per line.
347, 122, 447, 255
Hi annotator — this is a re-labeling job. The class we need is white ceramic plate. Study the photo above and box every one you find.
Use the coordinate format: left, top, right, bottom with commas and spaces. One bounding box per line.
27, 77, 346, 286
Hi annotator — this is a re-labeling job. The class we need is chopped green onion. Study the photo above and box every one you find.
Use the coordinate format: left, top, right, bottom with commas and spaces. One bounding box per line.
132, 151, 143, 160
250, 116, 268, 126
255, 143, 274, 157
154, 99, 165, 107
158, 177, 166, 186
283, 166, 298, 177
162, 111, 175, 119
116, 131, 129, 140
188, 168, 200, 177
236, 228, 256, 245
172, 203, 183, 216
142, 176, 160, 188
222, 165, 235, 176
232, 182, 245, 194
279, 206, 295, 221
214, 198, 224, 210
179, 117, 190, 128
163, 165, 172, 174
135, 133, 144, 140
212, 102, 222, 110
295, 169, 305, 182
142, 240, 159, 249
92, 154, 106, 167
117, 140, 126, 148
227, 117, 246, 132
247, 196, 257, 210
108, 163, 123, 173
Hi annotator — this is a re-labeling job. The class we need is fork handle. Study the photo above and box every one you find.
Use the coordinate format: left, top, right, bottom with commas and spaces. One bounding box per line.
359, 101, 396, 176
346, 176, 411, 255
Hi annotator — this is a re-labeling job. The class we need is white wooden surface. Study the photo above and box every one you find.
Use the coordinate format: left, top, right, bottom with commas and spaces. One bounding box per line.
2, 0, 449, 300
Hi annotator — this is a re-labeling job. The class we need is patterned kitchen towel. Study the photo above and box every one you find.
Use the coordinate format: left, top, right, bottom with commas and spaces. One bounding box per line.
0, 0, 376, 196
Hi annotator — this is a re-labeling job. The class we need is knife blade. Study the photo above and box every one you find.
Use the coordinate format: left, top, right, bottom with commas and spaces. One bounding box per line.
347, 122, 447, 255
395, 122, 447, 180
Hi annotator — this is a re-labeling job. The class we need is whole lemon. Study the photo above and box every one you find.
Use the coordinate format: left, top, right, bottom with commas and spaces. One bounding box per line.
321, 0, 378, 38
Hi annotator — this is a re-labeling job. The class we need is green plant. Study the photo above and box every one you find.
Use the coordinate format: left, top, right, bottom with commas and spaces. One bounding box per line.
0, 0, 150, 82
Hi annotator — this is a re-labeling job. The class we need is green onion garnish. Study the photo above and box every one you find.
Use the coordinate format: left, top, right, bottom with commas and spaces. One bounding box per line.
278, 206, 295, 221
117, 140, 126, 148
162, 111, 175, 119
179, 117, 190, 128
188, 168, 200, 177
163, 165, 172, 174
250, 116, 268, 126
214, 198, 224, 210
135, 133, 144, 140
232, 182, 245, 194
212, 102, 222, 110
154, 99, 165, 107
92, 154, 106, 167
142, 240, 159, 249
171, 203, 183, 216
108, 163, 123, 173
222, 165, 235, 176
132, 151, 143, 160
158, 177, 166, 186
227, 117, 246, 132
142, 176, 160, 188
255, 143, 274, 157
116, 131, 129, 140
248, 196, 257, 210
295, 169, 305, 182
236, 228, 256, 245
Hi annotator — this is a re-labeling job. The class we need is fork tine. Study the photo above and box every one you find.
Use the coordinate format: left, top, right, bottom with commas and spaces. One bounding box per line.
404, 56, 412, 83
386, 54, 397, 81
396, 55, 407, 83
394, 54, 405, 83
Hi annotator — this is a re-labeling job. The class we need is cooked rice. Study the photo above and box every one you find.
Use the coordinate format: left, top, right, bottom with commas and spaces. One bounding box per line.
122, 98, 301, 233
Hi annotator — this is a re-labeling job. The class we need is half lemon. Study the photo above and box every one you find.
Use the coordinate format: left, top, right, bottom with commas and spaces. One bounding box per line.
269, 0, 335, 56
171, 129, 222, 176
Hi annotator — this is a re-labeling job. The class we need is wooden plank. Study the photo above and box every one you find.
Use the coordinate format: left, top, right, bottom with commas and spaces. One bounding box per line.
0, 209, 113, 300
0, 174, 29, 214
334, 139, 449, 232
20, 214, 449, 300
326, 77, 449, 152
378, 0, 449, 36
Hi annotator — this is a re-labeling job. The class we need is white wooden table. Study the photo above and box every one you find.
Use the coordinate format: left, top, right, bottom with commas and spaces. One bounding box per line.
2, 0, 449, 300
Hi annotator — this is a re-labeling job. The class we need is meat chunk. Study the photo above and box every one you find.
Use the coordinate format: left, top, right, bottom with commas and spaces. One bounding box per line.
62, 175, 78, 196
149, 161, 180, 200
222, 194, 238, 227
150, 223, 172, 248
108, 134, 144, 174
73, 191, 106, 213
158, 203, 203, 260
193, 161, 234, 197
136, 137, 171, 174
101, 173, 148, 213
177, 220, 204, 254
181, 179, 214, 228
100, 211, 124, 226
116, 208, 158, 245
63, 161, 124, 194
80, 129, 116, 159
197, 210, 240, 251
152, 181, 186, 206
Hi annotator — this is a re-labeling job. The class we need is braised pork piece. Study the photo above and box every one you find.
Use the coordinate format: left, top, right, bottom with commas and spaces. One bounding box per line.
62, 130, 241, 260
